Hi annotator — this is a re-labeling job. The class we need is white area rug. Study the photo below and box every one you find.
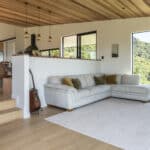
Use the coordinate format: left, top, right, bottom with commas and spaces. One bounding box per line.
46, 98, 150, 150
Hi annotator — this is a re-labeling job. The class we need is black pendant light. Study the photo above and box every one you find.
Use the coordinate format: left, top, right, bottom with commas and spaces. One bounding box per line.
37, 6, 41, 41
48, 11, 52, 42
24, 2, 30, 38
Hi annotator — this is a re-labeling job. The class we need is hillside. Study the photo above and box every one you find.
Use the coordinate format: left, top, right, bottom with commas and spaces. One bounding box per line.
133, 38, 150, 84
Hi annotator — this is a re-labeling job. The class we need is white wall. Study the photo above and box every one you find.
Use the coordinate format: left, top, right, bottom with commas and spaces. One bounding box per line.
12, 55, 30, 118
0, 23, 23, 54
0, 23, 16, 41
30, 57, 101, 107
16, 17, 150, 74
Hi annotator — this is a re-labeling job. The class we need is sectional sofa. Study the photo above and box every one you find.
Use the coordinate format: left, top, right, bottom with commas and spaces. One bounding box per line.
44, 74, 150, 110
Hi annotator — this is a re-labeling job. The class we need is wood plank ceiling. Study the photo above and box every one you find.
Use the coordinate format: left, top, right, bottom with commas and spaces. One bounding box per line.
0, 0, 150, 27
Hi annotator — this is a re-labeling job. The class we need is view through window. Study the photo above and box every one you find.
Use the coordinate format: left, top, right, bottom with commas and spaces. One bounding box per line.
62, 31, 96, 60
80, 33, 96, 59
40, 48, 60, 57
63, 35, 77, 58
132, 32, 150, 84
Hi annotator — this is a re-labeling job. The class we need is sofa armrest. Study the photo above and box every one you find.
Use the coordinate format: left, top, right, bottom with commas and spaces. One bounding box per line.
121, 74, 140, 85
44, 84, 78, 109
45, 84, 77, 93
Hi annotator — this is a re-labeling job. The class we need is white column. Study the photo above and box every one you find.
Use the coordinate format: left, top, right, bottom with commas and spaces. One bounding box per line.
12, 55, 30, 118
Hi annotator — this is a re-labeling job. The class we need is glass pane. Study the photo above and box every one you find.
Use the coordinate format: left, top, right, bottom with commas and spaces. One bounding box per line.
63, 35, 77, 58
40, 50, 49, 56
133, 32, 150, 84
0, 51, 3, 62
50, 49, 60, 57
81, 33, 96, 60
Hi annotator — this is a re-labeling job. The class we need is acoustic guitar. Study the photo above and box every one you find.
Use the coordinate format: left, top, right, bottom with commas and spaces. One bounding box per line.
29, 69, 41, 112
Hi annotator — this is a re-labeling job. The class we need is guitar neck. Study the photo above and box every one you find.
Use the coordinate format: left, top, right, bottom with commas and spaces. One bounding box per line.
29, 69, 36, 89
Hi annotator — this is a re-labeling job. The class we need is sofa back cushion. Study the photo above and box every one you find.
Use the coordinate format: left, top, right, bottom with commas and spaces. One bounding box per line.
77, 74, 94, 88
121, 74, 140, 85
48, 76, 63, 84
116, 75, 122, 84
48, 73, 103, 88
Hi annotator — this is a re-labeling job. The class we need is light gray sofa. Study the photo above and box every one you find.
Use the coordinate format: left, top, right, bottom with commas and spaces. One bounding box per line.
44, 74, 150, 110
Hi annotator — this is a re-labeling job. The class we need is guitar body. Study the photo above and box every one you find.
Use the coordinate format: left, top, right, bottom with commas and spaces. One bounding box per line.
30, 88, 41, 112
29, 69, 41, 113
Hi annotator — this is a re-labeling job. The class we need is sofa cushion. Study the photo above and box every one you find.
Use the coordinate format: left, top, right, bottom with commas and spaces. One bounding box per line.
48, 76, 62, 84
77, 74, 95, 88
77, 75, 88, 88
87, 85, 111, 95
77, 89, 90, 98
116, 74, 122, 84
77, 85, 111, 99
86, 74, 95, 87
112, 84, 150, 95
121, 74, 140, 85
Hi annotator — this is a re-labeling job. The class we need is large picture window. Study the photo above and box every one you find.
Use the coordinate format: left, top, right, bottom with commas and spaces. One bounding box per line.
62, 31, 97, 60
132, 32, 150, 84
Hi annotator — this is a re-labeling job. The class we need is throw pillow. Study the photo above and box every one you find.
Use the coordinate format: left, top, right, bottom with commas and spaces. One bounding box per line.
94, 75, 106, 85
62, 78, 74, 87
105, 75, 117, 84
72, 78, 81, 89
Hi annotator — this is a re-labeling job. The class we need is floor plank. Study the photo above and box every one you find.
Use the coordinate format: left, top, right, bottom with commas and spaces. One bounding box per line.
0, 106, 122, 150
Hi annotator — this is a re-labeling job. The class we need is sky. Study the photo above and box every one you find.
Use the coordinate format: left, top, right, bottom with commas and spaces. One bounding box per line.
133, 32, 150, 43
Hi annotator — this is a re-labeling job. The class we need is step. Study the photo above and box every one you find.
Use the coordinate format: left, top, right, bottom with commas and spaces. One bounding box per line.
0, 108, 22, 125
0, 99, 16, 111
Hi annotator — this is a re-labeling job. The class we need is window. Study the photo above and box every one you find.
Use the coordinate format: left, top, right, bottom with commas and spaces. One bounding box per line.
40, 48, 60, 57
40, 50, 49, 56
132, 32, 150, 84
63, 35, 77, 58
50, 49, 60, 57
80, 32, 96, 59
62, 31, 97, 60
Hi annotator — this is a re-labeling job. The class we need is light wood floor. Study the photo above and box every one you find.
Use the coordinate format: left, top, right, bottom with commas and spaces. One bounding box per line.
0, 106, 122, 150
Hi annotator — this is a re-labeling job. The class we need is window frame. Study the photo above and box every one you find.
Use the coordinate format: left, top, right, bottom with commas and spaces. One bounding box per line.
62, 31, 97, 60
40, 48, 60, 57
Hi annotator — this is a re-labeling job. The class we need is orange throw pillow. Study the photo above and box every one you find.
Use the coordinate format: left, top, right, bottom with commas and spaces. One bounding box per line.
62, 78, 74, 87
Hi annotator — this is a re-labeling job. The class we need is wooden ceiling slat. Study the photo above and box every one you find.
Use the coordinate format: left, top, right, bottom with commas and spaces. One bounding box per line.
130, 0, 150, 16
0, 12, 36, 26
18, 0, 81, 23
73, 0, 121, 19
58, 0, 106, 20
0, 16, 28, 26
70, 0, 107, 20
98, 0, 134, 18
39, 0, 92, 21
0, 7, 51, 25
18, 0, 85, 22
0, 0, 149, 27
94, 0, 125, 18
0, 0, 70, 24
118, 0, 144, 16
